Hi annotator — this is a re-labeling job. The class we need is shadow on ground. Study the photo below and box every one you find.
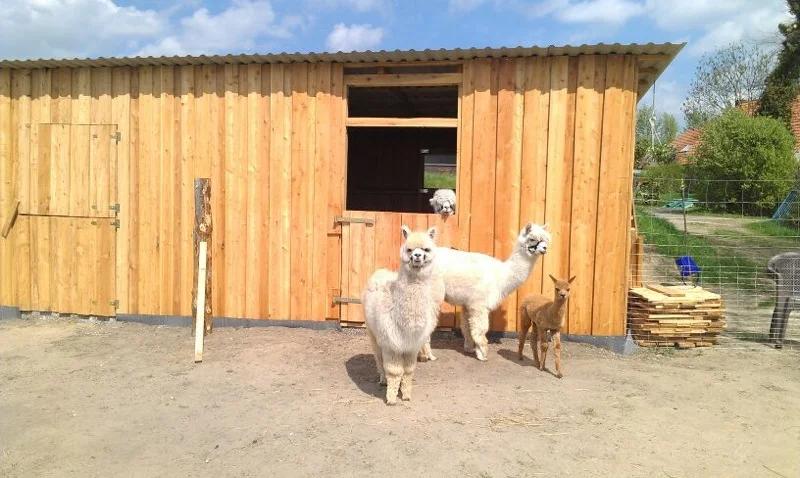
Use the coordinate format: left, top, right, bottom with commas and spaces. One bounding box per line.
344, 353, 383, 399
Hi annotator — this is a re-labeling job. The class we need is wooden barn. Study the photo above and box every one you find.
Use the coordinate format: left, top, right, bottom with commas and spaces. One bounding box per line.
0, 43, 682, 338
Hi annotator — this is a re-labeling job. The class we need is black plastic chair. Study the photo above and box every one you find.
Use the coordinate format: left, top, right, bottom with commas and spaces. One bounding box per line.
767, 252, 800, 348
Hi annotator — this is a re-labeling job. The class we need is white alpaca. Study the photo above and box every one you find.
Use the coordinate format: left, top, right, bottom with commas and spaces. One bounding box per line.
429, 189, 456, 217
362, 226, 445, 405
423, 223, 551, 361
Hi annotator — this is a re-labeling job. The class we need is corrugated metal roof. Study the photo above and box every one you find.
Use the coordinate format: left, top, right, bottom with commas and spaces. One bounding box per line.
0, 42, 684, 97
0, 42, 684, 69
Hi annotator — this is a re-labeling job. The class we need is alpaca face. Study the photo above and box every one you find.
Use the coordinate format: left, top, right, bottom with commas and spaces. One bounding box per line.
429, 189, 457, 217
400, 226, 438, 271
436, 199, 455, 215
549, 274, 576, 299
518, 223, 551, 257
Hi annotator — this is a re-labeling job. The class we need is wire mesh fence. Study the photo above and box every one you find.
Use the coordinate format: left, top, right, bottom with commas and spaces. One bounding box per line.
630, 175, 800, 350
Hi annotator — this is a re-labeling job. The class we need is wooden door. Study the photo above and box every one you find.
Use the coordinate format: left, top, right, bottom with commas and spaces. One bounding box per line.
31, 123, 118, 217
338, 211, 458, 327
24, 123, 119, 316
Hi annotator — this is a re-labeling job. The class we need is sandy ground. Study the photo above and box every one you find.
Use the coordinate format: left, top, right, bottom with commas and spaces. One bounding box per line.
2, 317, 800, 478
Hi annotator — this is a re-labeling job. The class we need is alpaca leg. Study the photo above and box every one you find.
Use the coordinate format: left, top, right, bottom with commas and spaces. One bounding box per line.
537, 328, 549, 372
400, 353, 416, 401
418, 339, 437, 362
383, 351, 403, 405
530, 323, 540, 368
367, 329, 386, 385
468, 307, 490, 361
553, 332, 563, 378
460, 310, 475, 353
517, 312, 531, 361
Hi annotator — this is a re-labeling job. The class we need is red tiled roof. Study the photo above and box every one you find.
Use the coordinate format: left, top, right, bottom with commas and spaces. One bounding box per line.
671, 128, 702, 163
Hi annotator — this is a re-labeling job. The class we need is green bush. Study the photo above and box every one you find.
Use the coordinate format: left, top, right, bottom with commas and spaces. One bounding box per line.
689, 109, 797, 215
635, 163, 686, 205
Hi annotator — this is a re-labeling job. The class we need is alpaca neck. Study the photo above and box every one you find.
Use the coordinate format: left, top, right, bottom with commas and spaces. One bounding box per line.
393, 267, 434, 327
397, 266, 431, 285
550, 296, 568, 327
499, 248, 537, 297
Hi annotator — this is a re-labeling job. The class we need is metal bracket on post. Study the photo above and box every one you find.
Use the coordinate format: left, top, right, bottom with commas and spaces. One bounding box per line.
334, 216, 375, 227
333, 296, 362, 305
111, 131, 121, 143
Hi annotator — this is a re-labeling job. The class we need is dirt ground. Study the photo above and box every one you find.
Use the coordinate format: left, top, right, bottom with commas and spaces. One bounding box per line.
2, 317, 799, 478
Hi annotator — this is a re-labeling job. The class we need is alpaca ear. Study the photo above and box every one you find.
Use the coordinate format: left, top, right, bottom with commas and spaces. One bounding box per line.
542, 223, 549, 231
568, 275, 577, 284
523, 223, 532, 235
549, 273, 557, 283
426, 226, 437, 240
401, 225, 410, 239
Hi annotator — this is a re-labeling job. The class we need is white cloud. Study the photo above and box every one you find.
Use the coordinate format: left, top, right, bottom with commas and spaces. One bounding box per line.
325, 23, 384, 52
683, 3, 791, 55
645, 0, 743, 30
137, 1, 302, 56
0, 0, 164, 59
0, 0, 305, 60
556, 0, 645, 25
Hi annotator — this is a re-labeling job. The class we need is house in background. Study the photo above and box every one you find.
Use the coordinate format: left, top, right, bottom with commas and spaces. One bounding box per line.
672, 96, 800, 163
672, 127, 701, 164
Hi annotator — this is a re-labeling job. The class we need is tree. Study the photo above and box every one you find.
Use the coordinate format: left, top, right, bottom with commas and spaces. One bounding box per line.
759, 0, 800, 126
682, 42, 775, 128
689, 109, 797, 215
635, 104, 678, 168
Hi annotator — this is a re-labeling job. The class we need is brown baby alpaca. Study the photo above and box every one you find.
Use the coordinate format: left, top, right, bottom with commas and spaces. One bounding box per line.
517, 274, 576, 378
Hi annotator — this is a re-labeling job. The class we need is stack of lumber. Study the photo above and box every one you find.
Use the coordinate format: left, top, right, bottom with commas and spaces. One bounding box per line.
628, 284, 725, 348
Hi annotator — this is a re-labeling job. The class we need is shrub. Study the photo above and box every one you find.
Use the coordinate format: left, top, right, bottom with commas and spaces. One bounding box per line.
635, 163, 686, 205
689, 109, 797, 215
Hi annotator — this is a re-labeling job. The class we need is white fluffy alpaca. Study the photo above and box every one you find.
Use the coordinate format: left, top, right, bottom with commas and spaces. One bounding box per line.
362, 226, 445, 405
423, 223, 551, 361
429, 189, 456, 217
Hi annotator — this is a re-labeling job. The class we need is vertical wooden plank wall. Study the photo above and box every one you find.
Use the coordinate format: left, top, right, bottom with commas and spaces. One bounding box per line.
459, 55, 637, 335
0, 55, 637, 334
0, 63, 345, 322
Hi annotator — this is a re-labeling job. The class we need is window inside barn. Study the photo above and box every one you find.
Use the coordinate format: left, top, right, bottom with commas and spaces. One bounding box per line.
345, 83, 458, 213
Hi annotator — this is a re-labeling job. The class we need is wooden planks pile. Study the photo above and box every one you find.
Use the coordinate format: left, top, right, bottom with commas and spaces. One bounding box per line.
628, 284, 726, 348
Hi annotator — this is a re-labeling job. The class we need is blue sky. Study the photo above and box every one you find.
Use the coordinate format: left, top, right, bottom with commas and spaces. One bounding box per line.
0, 0, 792, 126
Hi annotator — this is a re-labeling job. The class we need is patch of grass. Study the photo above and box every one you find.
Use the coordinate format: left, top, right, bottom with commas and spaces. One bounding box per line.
744, 219, 800, 240
636, 208, 762, 290
424, 170, 457, 189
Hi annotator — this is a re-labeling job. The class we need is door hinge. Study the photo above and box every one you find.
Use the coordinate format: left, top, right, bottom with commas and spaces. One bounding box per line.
111, 131, 121, 143
111, 219, 120, 229
333, 296, 362, 305
109, 203, 120, 214
334, 216, 375, 226
110, 299, 119, 309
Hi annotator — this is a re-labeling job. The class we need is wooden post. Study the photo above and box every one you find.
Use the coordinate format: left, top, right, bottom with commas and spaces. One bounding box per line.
192, 178, 213, 335
194, 241, 208, 362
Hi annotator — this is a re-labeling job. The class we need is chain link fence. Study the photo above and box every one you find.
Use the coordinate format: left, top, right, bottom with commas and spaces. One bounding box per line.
631, 175, 800, 350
